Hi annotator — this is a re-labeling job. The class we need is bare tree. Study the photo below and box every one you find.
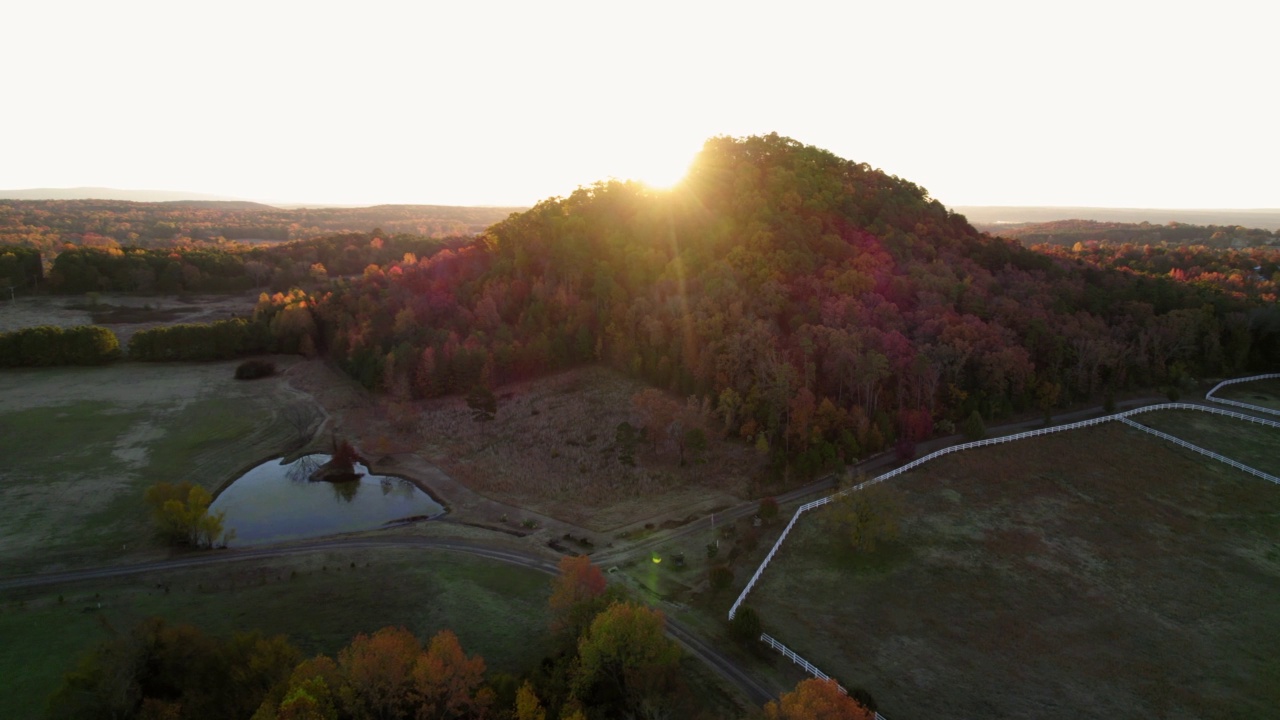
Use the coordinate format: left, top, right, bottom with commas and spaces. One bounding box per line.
279, 402, 318, 448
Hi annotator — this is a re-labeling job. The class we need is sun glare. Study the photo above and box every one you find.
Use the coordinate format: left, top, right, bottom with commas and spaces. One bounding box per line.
623, 150, 695, 191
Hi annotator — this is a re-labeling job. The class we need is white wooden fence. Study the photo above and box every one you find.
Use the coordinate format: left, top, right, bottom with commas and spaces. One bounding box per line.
730, 375, 1280, 710
1119, 417, 1280, 484
1205, 373, 1280, 417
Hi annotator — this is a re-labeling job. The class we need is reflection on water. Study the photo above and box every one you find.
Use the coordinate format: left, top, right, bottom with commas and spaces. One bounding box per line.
210, 454, 445, 546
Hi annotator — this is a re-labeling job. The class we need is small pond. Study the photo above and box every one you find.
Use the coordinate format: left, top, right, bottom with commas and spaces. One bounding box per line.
210, 454, 445, 546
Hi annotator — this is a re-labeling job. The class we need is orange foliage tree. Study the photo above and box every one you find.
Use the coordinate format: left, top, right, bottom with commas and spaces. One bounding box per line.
549, 554, 608, 636
336, 627, 422, 718
764, 678, 874, 720
413, 629, 491, 719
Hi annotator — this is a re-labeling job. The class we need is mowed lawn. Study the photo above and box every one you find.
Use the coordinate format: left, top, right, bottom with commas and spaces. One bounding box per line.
749, 423, 1280, 719
0, 547, 554, 720
0, 362, 311, 575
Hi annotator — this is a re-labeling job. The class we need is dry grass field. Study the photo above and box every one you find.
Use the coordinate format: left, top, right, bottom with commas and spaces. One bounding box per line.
335, 366, 770, 532
748, 422, 1280, 719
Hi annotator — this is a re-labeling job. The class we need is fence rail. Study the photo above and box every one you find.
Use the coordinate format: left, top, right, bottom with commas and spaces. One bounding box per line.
732, 376, 1280, 708
1122, 402, 1280, 430
1205, 373, 1280, 417
1120, 417, 1280, 485
760, 633, 834, 681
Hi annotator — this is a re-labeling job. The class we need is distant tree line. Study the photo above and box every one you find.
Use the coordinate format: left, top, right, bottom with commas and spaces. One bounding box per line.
0, 198, 519, 255
996, 219, 1279, 248
128, 319, 270, 361
42, 233, 459, 295
0, 325, 120, 366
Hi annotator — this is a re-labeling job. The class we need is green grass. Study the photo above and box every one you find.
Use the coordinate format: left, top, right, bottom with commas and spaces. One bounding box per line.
0, 363, 307, 575
1133, 409, 1280, 476
0, 548, 554, 720
0, 402, 143, 474
747, 423, 1280, 719
145, 397, 268, 481
1216, 377, 1280, 412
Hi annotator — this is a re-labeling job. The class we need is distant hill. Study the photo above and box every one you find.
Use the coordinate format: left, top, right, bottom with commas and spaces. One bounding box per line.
985, 219, 1278, 248
0, 186, 254, 203
156, 200, 280, 211
954, 206, 1280, 231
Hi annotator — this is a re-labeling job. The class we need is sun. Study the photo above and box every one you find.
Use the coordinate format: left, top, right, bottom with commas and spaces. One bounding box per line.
620, 147, 695, 191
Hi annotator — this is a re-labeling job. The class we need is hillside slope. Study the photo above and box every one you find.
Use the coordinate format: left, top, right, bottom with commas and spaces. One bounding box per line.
317, 134, 1278, 471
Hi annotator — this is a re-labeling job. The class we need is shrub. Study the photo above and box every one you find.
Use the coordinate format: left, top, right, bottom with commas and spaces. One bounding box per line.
235, 359, 277, 380
962, 410, 986, 440
728, 606, 762, 646
709, 565, 733, 591
331, 439, 361, 471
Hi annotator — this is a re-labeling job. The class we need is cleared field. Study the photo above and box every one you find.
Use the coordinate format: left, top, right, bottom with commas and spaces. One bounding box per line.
345, 366, 768, 532
1131, 409, 1280, 477
0, 292, 257, 347
0, 547, 554, 720
0, 361, 316, 575
749, 423, 1280, 719
1215, 377, 1280, 412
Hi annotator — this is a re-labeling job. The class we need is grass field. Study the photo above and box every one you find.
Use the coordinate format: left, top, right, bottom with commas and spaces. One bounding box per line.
747, 423, 1280, 719
1131, 409, 1280, 477
0, 548, 554, 720
0, 361, 316, 575
1215, 377, 1280, 412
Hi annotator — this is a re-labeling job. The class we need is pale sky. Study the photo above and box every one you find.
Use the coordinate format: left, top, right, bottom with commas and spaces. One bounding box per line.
3, 0, 1275, 208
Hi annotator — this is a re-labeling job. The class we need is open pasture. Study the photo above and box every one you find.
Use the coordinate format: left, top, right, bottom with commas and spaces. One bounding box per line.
1215, 377, 1280, 412
0, 361, 313, 575
749, 423, 1280, 719
1130, 408, 1280, 477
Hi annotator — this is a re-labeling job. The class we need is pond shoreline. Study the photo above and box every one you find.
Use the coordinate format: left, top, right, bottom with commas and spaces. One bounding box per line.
210, 454, 447, 547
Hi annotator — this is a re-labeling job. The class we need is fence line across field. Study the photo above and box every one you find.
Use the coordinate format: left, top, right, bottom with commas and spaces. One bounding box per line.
1205, 373, 1280, 417
729, 375, 1280, 710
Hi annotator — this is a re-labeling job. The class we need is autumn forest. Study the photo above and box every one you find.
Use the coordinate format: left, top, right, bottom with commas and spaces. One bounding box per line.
4, 133, 1280, 719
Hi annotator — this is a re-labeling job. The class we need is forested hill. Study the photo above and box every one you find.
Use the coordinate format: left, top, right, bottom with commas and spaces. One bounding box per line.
317, 134, 1280, 473
986, 219, 1279, 248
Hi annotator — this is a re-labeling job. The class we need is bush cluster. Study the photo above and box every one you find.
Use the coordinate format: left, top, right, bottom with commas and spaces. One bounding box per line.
234, 359, 277, 380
